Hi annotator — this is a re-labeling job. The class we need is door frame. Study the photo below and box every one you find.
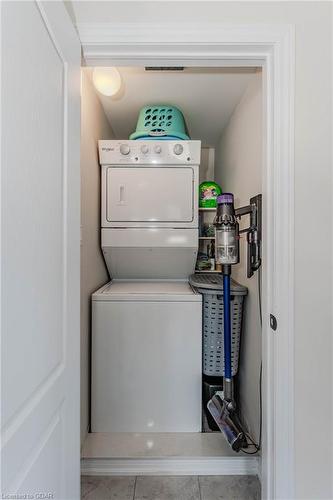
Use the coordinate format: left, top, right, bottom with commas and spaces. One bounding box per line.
78, 23, 295, 500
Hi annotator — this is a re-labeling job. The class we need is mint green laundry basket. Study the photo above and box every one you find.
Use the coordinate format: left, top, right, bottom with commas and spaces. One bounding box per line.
129, 105, 190, 140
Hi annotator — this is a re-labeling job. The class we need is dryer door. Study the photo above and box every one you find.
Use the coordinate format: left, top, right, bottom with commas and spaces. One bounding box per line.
106, 166, 194, 224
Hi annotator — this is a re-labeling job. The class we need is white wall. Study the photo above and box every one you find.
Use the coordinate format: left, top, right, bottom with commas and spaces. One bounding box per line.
74, 3, 333, 498
215, 72, 262, 442
200, 147, 215, 183
80, 70, 112, 444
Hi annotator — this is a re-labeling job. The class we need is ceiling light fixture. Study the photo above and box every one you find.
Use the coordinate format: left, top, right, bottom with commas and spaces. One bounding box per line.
92, 67, 122, 97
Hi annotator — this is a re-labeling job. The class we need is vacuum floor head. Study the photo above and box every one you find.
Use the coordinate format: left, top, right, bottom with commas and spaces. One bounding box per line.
207, 393, 247, 452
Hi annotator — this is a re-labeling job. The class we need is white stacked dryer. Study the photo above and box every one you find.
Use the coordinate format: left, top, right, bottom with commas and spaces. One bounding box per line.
91, 140, 202, 433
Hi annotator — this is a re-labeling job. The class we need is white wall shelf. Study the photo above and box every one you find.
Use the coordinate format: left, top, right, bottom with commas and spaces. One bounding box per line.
197, 208, 217, 273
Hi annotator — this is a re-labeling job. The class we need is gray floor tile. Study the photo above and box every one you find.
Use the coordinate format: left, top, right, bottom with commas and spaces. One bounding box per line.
81, 475, 136, 500
199, 475, 261, 500
134, 476, 200, 500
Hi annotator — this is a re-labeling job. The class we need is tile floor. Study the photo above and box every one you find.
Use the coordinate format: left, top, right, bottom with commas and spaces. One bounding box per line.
81, 475, 261, 500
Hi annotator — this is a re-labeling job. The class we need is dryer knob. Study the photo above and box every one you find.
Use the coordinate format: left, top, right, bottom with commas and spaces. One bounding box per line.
154, 145, 162, 154
120, 144, 130, 155
141, 144, 149, 154
173, 143, 183, 155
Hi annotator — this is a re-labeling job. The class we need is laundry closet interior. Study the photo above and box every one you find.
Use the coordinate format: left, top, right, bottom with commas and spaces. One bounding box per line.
80, 66, 263, 472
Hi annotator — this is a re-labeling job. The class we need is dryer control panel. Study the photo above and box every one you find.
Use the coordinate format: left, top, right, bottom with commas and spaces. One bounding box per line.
99, 140, 201, 165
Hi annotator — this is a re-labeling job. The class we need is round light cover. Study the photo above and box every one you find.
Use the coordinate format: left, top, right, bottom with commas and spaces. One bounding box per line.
92, 67, 121, 97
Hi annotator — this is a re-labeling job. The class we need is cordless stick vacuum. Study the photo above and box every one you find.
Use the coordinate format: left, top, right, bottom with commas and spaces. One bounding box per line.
207, 193, 262, 452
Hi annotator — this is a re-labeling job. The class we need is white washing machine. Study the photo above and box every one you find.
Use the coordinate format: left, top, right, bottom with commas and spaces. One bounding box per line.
92, 280, 202, 432
92, 140, 202, 433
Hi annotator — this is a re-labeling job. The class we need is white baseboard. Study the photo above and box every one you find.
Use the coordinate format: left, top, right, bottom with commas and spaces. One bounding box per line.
81, 456, 259, 476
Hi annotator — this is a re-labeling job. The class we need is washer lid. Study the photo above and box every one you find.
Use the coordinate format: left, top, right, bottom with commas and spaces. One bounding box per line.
92, 280, 202, 302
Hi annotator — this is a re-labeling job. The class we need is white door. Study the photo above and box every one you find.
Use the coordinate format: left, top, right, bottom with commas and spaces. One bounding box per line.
1, 2, 80, 499
106, 167, 194, 222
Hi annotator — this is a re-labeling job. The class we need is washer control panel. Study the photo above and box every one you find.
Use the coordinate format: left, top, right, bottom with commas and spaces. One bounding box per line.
99, 140, 201, 165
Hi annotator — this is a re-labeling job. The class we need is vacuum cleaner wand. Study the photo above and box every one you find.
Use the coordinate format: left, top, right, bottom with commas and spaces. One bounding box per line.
207, 193, 262, 451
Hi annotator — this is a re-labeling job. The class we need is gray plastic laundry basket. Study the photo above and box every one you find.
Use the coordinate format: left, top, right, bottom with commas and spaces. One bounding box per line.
189, 273, 247, 377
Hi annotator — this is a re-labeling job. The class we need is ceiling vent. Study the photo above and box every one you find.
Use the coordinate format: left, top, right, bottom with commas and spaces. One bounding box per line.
145, 67, 185, 71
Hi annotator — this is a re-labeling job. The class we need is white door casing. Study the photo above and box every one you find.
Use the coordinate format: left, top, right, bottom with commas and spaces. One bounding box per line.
1, 2, 80, 498
78, 23, 295, 500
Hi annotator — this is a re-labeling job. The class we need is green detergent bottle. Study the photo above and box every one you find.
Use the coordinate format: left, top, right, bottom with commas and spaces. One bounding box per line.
199, 181, 222, 208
